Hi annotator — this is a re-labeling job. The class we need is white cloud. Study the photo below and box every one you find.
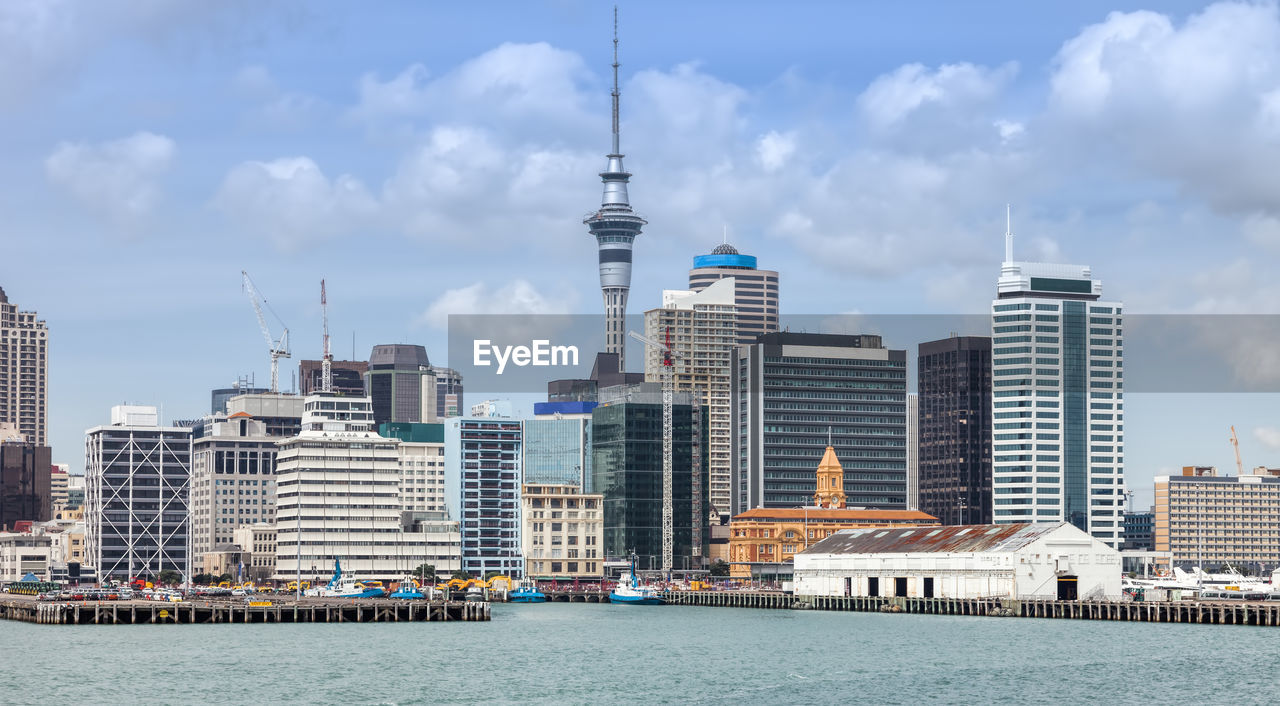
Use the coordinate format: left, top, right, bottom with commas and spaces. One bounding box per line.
1255, 427, 1280, 451
419, 279, 571, 329
214, 157, 377, 249
858, 61, 1017, 129
755, 130, 796, 172
44, 131, 175, 224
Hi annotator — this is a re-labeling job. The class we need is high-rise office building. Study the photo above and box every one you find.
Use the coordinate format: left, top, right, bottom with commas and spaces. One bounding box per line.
0, 286, 48, 446
299, 359, 368, 397
547, 352, 644, 404
592, 383, 710, 571
189, 411, 283, 563
380, 422, 448, 515
584, 21, 645, 369
1154, 467, 1280, 569
274, 396, 460, 581
991, 220, 1124, 547
918, 335, 993, 525
688, 243, 779, 345
644, 278, 737, 516
444, 417, 524, 578
84, 406, 191, 580
0, 424, 51, 529
906, 393, 918, 511
524, 405, 595, 490
211, 382, 268, 414
366, 344, 437, 427
434, 367, 464, 419
732, 333, 908, 514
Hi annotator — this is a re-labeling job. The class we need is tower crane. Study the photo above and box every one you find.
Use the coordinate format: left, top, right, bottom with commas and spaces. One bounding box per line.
320, 279, 332, 393
241, 270, 290, 394
1230, 425, 1244, 475
628, 327, 704, 578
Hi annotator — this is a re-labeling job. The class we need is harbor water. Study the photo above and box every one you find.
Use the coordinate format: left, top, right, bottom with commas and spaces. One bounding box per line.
6, 602, 1279, 704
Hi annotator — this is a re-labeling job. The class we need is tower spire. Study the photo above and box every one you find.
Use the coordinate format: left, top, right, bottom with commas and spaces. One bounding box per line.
1004, 203, 1013, 263
611, 5, 620, 156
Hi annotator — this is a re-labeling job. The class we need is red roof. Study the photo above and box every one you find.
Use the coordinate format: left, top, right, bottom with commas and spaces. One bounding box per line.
228, 411, 253, 419
732, 508, 938, 522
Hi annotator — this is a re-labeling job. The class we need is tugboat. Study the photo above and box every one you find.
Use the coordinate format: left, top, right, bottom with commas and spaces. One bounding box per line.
508, 578, 547, 603
389, 576, 425, 600
305, 559, 386, 598
609, 553, 664, 605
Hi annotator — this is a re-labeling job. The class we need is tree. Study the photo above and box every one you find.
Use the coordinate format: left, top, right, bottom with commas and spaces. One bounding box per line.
485, 571, 507, 580
413, 564, 436, 583
192, 573, 215, 586
709, 560, 731, 577
217, 573, 234, 584
156, 569, 182, 586
451, 570, 473, 580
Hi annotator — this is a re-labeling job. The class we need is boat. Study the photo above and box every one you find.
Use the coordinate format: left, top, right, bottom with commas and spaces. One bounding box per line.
389, 577, 425, 600
465, 584, 486, 602
508, 578, 546, 603
305, 559, 386, 598
609, 553, 664, 605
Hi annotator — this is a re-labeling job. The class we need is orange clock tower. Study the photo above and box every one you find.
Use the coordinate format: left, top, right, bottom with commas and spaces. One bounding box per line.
813, 444, 847, 509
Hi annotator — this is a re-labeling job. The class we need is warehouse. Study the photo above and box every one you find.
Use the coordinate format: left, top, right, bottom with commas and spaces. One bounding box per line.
794, 523, 1121, 600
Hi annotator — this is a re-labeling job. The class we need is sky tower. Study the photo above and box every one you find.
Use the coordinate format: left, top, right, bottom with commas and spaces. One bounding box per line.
585, 8, 646, 370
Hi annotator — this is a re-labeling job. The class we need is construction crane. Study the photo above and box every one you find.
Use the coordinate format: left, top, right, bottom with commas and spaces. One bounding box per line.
241, 271, 290, 393
1230, 425, 1244, 476
627, 327, 708, 579
320, 279, 332, 393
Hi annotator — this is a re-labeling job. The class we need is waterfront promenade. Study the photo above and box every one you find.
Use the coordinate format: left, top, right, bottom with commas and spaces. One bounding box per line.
661, 590, 1280, 626
0, 595, 490, 625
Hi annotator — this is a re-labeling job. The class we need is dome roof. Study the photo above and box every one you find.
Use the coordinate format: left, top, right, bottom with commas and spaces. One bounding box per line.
711, 243, 739, 255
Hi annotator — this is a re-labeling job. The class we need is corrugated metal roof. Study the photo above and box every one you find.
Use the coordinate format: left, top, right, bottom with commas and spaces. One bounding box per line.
732, 508, 937, 522
799, 522, 1071, 555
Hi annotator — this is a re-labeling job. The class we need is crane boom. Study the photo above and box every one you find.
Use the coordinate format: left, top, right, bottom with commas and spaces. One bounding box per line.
241, 270, 290, 393
1230, 426, 1244, 475
629, 327, 676, 578
320, 279, 332, 394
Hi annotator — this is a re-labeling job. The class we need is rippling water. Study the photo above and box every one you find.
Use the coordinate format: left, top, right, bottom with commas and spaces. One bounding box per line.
6, 602, 1279, 704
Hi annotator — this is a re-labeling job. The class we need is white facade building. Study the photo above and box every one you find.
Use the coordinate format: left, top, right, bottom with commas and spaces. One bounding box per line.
644, 277, 737, 515
521, 483, 604, 579
795, 522, 1121, 600
397, 440, 447, 514
189, 413, 280, 561
273, 395, 460, 582
0, 531, 53, 581
991, 227, 1124, 548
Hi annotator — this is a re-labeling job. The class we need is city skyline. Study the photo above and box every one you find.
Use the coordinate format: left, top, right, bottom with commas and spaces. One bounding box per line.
0, 1, 1277, 504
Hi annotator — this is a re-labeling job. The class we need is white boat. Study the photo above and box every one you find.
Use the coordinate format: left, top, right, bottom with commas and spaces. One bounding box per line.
305, 559, 386, 599
609, 553, 664, 606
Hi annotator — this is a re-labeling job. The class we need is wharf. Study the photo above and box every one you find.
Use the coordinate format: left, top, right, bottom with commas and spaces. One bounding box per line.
1, 596, 490, 625
661, 591, 1280, 627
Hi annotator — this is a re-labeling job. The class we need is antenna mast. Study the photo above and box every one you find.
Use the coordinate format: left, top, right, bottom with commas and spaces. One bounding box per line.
321, 279, 332, 393
611, 5, 620, 156
1004, 204, 1013, 263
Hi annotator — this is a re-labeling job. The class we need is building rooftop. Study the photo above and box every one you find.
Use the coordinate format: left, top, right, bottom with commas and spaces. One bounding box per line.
802, 522, 1071, 555
733, 508, 936, 522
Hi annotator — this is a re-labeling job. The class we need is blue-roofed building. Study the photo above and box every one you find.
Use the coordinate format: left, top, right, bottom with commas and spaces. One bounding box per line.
688, 242, 778, 345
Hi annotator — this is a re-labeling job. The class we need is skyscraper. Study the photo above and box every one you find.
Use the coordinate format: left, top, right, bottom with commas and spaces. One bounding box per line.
584, 13, 645, 370
366, 344, 436, 426
991, 214, 1124, 547
688, 242, 780, 345
644, 278, 737, 516
0, 424, 51, 530
84, 406, 191, 580
0, 286, 48, 446
918, 335, 993, 525
732, 333, 908, 514
444, 416, 524, 578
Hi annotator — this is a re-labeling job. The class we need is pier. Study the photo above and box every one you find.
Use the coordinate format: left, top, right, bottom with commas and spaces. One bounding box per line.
660, 591, 1280, 627
1, 597, 490, 625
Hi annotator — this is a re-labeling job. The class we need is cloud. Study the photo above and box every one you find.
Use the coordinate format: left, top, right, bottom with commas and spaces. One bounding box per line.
419, 279, 572, 329
1255, 427, 1280, 451
44, 131, 175, 224
755, 130, 796, 172
858, 61, 1017, 129
213, 157, 377, 249
1046, 3, 1280, 219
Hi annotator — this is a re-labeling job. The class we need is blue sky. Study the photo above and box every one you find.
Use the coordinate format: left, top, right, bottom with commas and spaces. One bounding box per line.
2, 0, 1278, 504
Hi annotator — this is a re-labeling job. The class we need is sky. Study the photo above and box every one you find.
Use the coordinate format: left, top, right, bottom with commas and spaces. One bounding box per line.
3, 0, 1279, 504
